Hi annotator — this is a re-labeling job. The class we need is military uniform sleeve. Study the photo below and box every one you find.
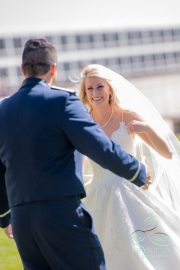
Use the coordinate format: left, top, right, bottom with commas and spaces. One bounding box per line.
0, 160, 11, 228
61, 92, 146, 186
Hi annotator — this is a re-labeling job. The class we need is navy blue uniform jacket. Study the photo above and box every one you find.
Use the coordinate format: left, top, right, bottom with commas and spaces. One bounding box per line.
0, 78, 146, 228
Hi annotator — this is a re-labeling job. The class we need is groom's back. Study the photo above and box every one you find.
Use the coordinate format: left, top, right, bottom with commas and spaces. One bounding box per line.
0, 78, 85, 208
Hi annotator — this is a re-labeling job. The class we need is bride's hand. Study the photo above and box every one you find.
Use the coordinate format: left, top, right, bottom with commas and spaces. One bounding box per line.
127, 120, 149, 134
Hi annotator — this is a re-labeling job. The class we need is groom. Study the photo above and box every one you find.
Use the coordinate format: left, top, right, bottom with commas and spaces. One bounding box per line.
0, 39, 149, 270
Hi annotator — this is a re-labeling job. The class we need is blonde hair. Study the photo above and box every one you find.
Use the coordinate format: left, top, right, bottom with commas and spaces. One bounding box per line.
79, 64, 121, 112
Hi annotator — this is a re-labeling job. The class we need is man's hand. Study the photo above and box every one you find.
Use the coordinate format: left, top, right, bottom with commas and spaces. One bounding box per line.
141, 156, 152, 190
4, 224, 13, 239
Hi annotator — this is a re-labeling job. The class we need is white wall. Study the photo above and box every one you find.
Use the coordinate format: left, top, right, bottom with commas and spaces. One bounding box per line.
131, 73, 180, 119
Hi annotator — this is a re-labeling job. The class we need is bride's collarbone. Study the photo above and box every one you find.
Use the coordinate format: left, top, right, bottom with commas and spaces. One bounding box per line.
102, 120, 122, 138
102, 110, 127, 137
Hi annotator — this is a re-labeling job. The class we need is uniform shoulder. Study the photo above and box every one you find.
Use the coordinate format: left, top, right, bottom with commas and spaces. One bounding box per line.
0, 96, 10, 105
51, 85, 76, 94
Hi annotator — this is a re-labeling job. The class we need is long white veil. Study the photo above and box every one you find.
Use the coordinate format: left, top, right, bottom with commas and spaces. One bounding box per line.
77, 65, 180, 218
110, 69, 180, 216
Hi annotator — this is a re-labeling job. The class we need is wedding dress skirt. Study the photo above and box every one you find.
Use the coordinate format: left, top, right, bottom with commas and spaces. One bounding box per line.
84, 123, 180, 270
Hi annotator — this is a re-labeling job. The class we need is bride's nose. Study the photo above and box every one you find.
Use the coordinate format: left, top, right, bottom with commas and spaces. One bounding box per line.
94, 88, 101, 93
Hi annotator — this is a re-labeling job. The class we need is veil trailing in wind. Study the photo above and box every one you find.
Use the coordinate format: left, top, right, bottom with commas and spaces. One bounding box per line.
77, 64, 180, 218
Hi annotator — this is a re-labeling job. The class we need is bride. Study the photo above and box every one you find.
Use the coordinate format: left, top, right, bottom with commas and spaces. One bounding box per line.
77, 64, 180, 270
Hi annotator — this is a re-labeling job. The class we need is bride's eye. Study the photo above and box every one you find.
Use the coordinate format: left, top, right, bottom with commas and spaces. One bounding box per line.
98, 85, 104, 89
87, 87, 93, 91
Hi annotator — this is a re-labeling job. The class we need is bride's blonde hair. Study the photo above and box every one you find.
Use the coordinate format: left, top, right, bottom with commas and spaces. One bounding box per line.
79, 64, 121, 111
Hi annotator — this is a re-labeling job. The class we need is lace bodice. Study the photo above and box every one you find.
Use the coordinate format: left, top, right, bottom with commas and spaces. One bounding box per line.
90, 122, 136, 181
110, 122, 136, 155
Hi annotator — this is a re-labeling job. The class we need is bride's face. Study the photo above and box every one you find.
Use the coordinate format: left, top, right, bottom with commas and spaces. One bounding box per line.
84, 76, 111, 108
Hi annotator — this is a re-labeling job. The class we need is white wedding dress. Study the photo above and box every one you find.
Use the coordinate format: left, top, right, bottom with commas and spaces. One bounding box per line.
84, 122, 180, 270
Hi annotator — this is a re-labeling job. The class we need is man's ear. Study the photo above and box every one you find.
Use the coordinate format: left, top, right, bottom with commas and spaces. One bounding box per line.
50, 64, 57, 76
20, 65, 25, 76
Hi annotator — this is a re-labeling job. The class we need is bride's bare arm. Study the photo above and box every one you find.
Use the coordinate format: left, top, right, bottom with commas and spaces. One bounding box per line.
126, 112, 173, 159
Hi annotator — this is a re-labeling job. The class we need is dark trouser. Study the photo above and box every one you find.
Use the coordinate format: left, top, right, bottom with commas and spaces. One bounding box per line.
11, 196, 106, 270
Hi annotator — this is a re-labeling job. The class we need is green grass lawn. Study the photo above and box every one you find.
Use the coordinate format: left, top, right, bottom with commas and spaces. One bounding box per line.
0, 229, 23, 270
176, 133, 180, 141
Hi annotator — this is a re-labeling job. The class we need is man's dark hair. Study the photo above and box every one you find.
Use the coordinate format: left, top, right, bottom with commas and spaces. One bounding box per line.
22, 39, 57, 77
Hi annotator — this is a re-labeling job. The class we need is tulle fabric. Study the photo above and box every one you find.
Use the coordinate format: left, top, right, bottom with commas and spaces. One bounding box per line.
83, 123, 180, 270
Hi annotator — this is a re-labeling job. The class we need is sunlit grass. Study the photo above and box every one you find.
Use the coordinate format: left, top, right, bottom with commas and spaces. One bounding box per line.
176, 133, 180, 141
0, 229, 22, 270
